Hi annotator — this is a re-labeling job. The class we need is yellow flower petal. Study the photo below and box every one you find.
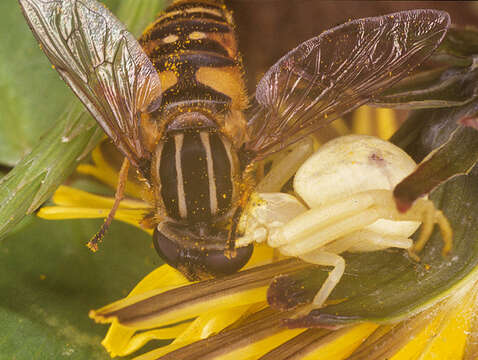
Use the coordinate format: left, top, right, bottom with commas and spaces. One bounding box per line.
391, 311, 446, 360
94, 245, 276, 357
376, 107, 397, 140
38, 206, 150, 233
104, 320, 191, 357
419, 283, 478, 359
128, 265, 190, 296
390, 277, 478, 360
100, 266, 189, 356
38, 206, 112, 219
244, 243, 275, 268
37, 186, 151, 232
352, 105, 373, 135
301, 323, 379, 360
350, 307, 444, 360
175, 304, 256, 342
134, 312, 306, 360
51, 186, 149, 209
102, 322, 136, 358
137, 303, 266, 359
92, 261, 310, 332
330, 117, 351, 136
77, 145, 144, 198
464, 294, 478, 359
93, 282, 268, 330
220, 328, 306, 360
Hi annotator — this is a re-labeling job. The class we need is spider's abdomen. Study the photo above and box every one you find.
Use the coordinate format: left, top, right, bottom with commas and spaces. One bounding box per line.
158, 129, 239, 223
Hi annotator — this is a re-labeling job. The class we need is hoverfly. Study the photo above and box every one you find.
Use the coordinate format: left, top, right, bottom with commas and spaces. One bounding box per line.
18, 0, 450, 280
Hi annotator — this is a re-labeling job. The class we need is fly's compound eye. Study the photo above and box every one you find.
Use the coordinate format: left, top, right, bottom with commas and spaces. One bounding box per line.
153, 222, 253, 280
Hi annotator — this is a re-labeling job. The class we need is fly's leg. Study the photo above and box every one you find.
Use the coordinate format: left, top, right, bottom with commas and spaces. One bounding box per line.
227, 161, 257, 258
87, 157, 130, 251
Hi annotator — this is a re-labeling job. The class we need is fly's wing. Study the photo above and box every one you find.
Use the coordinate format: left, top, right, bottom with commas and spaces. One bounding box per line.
18, 0, 162, 168
245, 10, 450, 159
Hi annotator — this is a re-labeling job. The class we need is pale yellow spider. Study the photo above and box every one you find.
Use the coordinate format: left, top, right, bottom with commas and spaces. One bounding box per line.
236, 135, 453, 308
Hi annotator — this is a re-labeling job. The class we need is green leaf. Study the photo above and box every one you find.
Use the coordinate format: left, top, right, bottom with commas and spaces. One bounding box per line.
0, 0, 73, 166
0, 104, 103, 240
391, 97, 478, 162
373, 26, 478, 109
0, 0, 167, 241
373, 66, 478, 109
437, 26, 478, 63
393, 124, 478, 211
0, 216, 157, 359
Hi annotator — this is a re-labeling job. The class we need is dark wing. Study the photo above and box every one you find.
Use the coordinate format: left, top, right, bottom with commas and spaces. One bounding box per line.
245, 10, 450, 159
18, 0, 161, 168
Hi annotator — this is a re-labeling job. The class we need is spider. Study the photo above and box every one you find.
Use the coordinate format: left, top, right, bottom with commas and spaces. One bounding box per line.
236, 134, 453, 308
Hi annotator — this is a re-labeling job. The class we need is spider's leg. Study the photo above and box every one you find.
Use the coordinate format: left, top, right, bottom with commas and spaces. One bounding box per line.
407, 200, 452, 256
299, 251, 345, 308
297, 231, 411, 308
257, 137, 315, 192
369, 190, 453, 258
236, 192, 307, 248
278, 207, 381, 256
323, 230, 413, 253
269, 192, 378, 250
235, 227, 267, 247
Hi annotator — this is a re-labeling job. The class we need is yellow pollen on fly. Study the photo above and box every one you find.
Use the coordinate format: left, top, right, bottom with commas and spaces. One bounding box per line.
189, 31, 206, 40
163, 34, 179, 43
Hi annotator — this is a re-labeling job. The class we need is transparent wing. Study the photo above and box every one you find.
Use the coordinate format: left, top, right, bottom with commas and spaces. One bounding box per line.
18, 0, 162, 168
245, 10, 450, 159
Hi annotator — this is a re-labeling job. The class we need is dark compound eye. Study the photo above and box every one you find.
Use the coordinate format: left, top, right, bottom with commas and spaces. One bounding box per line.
152, 225, 182, 269
198, 243, 253, 277
153, 223, 253, 280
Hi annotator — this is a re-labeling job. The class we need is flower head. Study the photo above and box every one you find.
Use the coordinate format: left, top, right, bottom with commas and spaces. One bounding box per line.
37, 107, 478, 359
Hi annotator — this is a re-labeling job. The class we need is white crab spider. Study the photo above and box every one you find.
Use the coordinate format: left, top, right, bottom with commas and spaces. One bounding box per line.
236, 134, 452, 308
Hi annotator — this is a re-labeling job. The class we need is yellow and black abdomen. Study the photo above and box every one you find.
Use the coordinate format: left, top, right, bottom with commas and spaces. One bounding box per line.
143, 0, 248, 225
139, 0, 248, 114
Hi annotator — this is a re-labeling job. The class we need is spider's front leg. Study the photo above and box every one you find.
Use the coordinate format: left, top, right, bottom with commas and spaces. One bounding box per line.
236, 192, 308, 247
235, 137, 315, 249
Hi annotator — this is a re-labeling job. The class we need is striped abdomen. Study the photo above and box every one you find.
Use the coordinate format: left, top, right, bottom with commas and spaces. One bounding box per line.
139, 0, 248, 113
156, 129, 239, 223
141, 0, 248, 225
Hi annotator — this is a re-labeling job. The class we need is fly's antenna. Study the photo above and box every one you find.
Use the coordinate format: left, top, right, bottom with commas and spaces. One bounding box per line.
87, 157, 130, 252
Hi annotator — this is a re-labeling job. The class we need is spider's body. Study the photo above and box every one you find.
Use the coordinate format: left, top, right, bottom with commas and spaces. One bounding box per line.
237, 135, 452, 307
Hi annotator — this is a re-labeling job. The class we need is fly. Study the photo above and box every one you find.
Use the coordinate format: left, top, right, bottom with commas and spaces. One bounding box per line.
18, 0, 450, 280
